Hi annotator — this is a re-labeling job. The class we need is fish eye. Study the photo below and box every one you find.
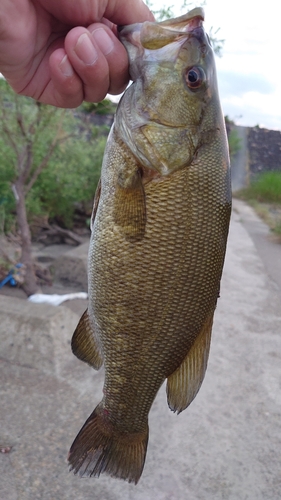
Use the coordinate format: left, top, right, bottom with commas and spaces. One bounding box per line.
185, 66, 205, 90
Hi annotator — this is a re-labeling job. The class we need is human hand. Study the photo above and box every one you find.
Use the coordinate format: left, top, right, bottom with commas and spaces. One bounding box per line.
0, 0, 154, 107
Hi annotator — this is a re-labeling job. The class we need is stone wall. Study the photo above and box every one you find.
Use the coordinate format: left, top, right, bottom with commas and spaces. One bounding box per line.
247, 127, 281, 176
229, 125, 281, 191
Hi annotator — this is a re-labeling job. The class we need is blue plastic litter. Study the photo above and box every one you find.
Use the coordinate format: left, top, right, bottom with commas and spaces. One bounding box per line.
0, 263, 23, 289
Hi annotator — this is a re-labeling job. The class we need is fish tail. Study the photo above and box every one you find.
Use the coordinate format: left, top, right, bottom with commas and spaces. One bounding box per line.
68, 403, 149, 484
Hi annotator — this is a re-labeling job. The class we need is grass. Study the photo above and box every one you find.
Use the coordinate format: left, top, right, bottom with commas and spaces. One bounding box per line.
236, 171, 281, 236
238, 171, 281, 204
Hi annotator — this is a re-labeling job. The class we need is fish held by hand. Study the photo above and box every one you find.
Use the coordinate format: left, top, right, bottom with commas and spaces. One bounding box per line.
68, 7, 231, 484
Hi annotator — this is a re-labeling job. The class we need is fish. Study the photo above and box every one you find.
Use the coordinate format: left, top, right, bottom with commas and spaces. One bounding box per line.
68, 7, 231, 484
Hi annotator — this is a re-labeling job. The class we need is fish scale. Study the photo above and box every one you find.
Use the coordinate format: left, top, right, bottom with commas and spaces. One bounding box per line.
68, 7, 231, 484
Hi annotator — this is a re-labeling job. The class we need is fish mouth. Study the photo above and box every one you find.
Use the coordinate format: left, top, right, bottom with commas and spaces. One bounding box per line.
158, 7, 205, 30
118, 7, 205, 51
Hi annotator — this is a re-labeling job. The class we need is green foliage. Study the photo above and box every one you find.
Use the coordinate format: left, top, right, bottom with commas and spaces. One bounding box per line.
237, 172, 281, 236
81, 99, 117, 115
275, 220, 281, 235
240, 172, 281, 204
30, 131, 106, 227
228, 129, 242, 160
0, 80, 106, 232
0, 182, 15, 233
224, 117, 242, 160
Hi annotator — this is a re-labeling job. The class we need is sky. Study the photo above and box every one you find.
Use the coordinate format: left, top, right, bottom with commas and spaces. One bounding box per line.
149, 0, 281, 130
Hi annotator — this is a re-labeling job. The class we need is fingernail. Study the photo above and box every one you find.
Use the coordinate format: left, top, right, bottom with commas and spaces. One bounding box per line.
74, 33, 98, 65
92, 29, 114, 56
59, 55, 74, 77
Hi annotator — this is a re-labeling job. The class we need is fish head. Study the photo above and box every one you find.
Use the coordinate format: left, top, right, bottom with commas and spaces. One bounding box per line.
117, 8, 227, 175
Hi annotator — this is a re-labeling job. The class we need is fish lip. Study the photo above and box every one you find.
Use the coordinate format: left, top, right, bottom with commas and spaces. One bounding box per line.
158, 7, 205, 29
118, 7, 205, 38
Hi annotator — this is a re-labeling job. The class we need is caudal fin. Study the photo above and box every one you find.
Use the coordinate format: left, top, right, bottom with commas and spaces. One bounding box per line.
68, 403, 149, 484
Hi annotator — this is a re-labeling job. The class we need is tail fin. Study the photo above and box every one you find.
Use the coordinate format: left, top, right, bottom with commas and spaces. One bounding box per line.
68, 403, 149, 484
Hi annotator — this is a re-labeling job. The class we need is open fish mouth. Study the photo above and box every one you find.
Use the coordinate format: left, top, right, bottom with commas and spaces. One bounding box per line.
118, 7, 208, 76
118, 7, 205, 48
158, 7, 205, 29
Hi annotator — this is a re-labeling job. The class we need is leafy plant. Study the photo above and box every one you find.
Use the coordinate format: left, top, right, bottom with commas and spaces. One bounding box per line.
81, 99, 117, 115
239, 172, 281, 204
0, 79, 106, 294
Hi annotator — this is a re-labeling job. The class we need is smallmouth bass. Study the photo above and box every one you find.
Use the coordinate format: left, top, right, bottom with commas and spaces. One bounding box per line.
68, 7, 231, 484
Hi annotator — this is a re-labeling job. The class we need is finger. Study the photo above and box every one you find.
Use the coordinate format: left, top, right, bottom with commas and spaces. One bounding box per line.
48, 48, 84, 108
88, 23, 129, 95
65, 25, 128, 102
65, 27, 109, 102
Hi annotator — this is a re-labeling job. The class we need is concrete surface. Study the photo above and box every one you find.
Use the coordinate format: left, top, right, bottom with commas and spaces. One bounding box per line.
1, 199, 281, 500
233, 199, 281, 291
34, 241, 89, 290
51, 242, 89, 290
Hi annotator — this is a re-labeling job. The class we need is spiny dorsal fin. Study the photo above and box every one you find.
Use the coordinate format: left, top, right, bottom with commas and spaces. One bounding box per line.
71, 310, 103, 370
166, 310, 214, 414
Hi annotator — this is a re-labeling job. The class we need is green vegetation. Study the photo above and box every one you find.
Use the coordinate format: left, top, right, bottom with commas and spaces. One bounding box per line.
237, 172, 281, 236
0, 79, 107, 234
228, 129, 242, 160
239, 172, 281, 204
80, 99, 117, 115
24, 126, 107, 229
224, 116, 242, 160
0, 78, 109, 294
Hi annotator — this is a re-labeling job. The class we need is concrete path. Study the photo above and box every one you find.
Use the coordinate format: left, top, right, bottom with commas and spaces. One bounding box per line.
1, 199, 281, 500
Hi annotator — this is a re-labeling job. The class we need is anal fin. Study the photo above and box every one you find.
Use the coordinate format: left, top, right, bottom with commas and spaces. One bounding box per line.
71, 309, 103, 370
166, 310, 214, 414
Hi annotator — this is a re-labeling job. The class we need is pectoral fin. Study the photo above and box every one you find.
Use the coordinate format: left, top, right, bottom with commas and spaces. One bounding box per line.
71, 310, 103, 370
114, 140, 146, 243
166, 311, 214, 414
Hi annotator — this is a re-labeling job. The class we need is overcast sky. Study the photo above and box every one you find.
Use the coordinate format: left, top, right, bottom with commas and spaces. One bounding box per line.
150, 0, 280, 130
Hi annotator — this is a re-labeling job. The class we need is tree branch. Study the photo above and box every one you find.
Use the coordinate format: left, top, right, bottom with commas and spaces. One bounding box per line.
15, 95, 28, 138
24, 121, 76, 195
24, 140, 57, 194
22, 142, 34, 184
